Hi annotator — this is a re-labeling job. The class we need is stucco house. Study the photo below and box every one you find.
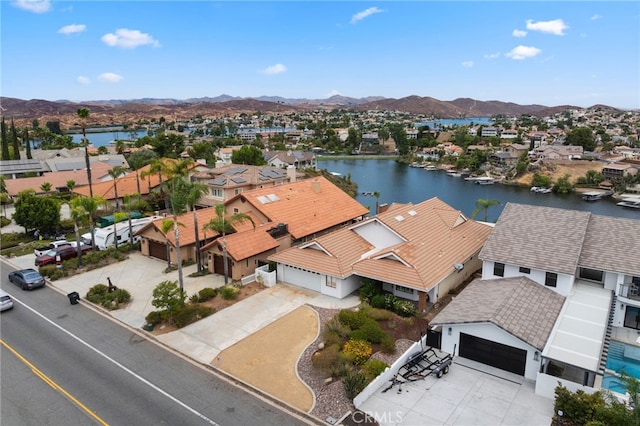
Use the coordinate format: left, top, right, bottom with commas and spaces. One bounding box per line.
268, 197, 493, 311
432, 203, 640, 399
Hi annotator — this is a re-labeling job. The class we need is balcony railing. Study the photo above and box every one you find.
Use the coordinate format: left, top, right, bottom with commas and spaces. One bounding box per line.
619, 283, 640, 301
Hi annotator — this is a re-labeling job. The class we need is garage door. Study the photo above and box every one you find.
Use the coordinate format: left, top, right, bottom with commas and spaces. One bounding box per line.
282, 266, 321, 292
148, 240, 168, 261
459, 333, 526, 376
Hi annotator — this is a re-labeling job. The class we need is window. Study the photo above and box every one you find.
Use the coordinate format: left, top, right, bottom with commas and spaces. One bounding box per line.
326, 279, 337, 289
395, 285, 414, 294
519, 266, 531, 274
579, 268, 603, 282
233, 208, 239, 214
493, 262, 505, 277
211, 188, 223, 197
545, 272, 558, 287
234, 188, 243, 195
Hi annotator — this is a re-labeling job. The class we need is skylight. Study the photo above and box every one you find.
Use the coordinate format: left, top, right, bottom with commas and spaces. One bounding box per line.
394, 215, 405, 221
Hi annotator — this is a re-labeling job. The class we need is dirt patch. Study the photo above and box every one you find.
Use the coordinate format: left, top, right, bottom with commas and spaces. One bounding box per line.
213, 305, 317, 412
514, 160, 603, 186
151, 282, 266, 335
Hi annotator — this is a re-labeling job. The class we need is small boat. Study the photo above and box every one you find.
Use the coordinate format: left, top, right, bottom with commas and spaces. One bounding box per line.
410, 162, 425, 168
424, 165, 437, 171
474, 177, 496, 185
446, 170, 462, 177
531, 186, 552, 193
582, 191, 612, 201
617, 200, 640, 209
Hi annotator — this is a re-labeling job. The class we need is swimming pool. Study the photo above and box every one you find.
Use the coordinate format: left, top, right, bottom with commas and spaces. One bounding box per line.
603, 341, 640, 393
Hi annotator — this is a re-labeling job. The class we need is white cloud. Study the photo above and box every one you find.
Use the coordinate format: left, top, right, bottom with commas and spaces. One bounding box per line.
12, 0, 51, 13
58, 24, 86, 35
76, 76, 91, 85
97, 73, 124, 83
526, 19, 569, 36
484, 52, 500, 59
462, 61, 475, 68
512, 29, 527, 38
262, 64, 287, 75
101, 29, 160, 49
590, 14, 602, 21
351, 7, 383, 24
505, 45, 542, 60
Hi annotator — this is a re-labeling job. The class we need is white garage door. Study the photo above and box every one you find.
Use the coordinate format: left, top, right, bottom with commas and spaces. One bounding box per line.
282, 266, 322, 292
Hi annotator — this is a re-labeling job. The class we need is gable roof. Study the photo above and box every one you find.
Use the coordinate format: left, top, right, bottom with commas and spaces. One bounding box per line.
479, 203, 591, 275
202, 223, 280, 261
237, 176, 369, 239
269, 197, 493, 291
579, 215, 640, 277
4, 162, 113, 196
194, 164, 289, 188
72, 166, 162, 199
431, 277, 566, 350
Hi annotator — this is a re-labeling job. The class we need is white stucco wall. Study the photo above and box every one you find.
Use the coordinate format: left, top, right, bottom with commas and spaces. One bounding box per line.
439, 322, 541, 381
482, 260, 574, 296
535, 372, 597, 400
322, 275, 361, 299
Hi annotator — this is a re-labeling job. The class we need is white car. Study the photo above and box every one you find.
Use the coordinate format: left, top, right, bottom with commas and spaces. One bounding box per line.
1, 290, 14, 311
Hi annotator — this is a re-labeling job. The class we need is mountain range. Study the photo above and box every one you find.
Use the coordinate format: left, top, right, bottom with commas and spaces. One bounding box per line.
0, 95, 618, 129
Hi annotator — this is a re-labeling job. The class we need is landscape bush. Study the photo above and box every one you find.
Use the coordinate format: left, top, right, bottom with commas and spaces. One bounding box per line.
359, 279, 382, 303
85, 284, 131, 310
338, 309, 368, 330
220, 284, 239, 300
342, 339, 372, 365
381, 336, 397, 354
38, 265, 58, 278
370, 294, 387, 309
393, 299, 417, 317
197, 287, 218, 302
343, 369, 369, 400
86, 284, 110, 303
173, 304, 215, 328
366, 307, 392, 321
145, 310, 168, 325
350, 319, 387, 344
363, 359, 388, 380
311, 343, 341, 371
0, 217, 10, 227
324, 316, 351, 339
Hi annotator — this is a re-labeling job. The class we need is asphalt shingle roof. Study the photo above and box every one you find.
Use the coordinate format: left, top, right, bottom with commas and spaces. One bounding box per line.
431, 277, 566, 350
479, 203, 591, 275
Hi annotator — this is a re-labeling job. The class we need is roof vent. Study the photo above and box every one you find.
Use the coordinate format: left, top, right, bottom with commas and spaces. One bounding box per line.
454, 262, 464, 272
394, 215, 405, 222
408, 210, 417, 216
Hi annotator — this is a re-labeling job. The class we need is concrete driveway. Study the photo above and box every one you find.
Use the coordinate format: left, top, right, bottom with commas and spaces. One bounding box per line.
358, 357, 554, 426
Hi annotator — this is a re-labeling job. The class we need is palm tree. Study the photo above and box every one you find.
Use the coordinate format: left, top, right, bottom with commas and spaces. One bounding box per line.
76, 195, 106, 250
123, 193, 142, 246
40, 182, 52, 193
77, 108, 93, 197
185, 182, 209, 272
373, 191, 381, 215
107, 165, 127, 210
66, 179, 76, 192
471, 198, 500, 222
69, 196, 90, 268
204, 204, 255, 284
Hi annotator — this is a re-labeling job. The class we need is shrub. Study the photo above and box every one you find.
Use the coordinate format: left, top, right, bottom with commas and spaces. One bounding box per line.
0, 217, 10, 227
370, 294, 387, 309
338, 309, 367, 330
198, 287, 218, 302
50, 269, 67, 281
173, 304, 215, 328
343, 370, 369, 400
324, 315, 351, 339
357, 319, 388, 344
220, 285, 239, 300
359, 279, 381, 303
86, 284, 109, 303
189, 294, 199, 304
342, 339, 372, 365
145, 310, 168, 325
363, 359, 388, 380
151, 280, 187, 319
311, 344, 341, 371
38, 265, 57, 278
383, 294, 398, 310
329, 360, 352, 379
63, 257, 78, 270
381, 336, 396, 354
393, 300, 417, 317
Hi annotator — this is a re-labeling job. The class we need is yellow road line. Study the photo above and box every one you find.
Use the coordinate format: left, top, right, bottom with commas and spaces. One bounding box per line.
0, 339, 109, 426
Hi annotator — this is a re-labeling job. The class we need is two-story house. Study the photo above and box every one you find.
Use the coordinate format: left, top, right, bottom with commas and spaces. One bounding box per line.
432, 203, 640, 400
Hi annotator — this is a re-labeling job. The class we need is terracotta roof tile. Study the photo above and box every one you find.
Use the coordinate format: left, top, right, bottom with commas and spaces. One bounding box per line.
5, 162, 113, 196
238, 176, 369, 239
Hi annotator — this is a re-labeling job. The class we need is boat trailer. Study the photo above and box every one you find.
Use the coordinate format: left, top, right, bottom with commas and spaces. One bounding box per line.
382, 347, 453, 393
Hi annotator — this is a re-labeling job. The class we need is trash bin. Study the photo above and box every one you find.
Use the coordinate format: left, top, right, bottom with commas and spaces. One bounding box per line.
143, 323, 154, 332
67, 291, 80, 305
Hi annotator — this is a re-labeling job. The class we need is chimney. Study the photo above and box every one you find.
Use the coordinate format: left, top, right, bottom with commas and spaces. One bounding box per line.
311, 179, 320, 193
287, 165, 297, 182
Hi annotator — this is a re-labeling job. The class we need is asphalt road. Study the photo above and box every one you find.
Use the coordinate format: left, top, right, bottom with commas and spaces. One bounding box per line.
1, 260, 313, 426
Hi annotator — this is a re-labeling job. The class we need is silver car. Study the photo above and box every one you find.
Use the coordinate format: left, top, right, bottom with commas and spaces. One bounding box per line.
1, 290, 13, 311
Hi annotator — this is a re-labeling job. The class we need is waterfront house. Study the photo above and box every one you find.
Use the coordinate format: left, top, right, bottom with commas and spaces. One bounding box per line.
432, 203, 640, 399
268, 197, 493, 311
263, 150, 316, 170
602, 163, 638, 181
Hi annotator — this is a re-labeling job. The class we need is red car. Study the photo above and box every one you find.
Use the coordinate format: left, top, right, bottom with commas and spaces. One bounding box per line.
35, 244, 93, 267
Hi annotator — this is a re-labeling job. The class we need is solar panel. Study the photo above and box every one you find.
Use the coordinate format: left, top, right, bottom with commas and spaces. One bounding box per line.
231, 177, 246, 184
208, 178, 226, 186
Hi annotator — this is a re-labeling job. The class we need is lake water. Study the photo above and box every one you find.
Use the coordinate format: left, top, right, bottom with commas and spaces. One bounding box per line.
318, 159, 640, 221
71, 130, 150, 147
416, 117, 492, 128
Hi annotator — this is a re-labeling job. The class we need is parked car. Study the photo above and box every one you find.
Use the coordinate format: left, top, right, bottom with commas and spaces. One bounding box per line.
34, 240, 72, 257
8, 269, 46, 290
34, 244, 93, 267
1, 290, 14, 311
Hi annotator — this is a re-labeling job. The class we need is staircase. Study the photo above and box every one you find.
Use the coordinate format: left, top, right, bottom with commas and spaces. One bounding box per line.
599, 294, 618, 374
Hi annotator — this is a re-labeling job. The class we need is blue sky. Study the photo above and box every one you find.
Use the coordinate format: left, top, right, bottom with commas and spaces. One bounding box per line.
2, 1, 639, 108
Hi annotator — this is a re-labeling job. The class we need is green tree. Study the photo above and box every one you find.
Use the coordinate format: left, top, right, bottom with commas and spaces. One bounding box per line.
40, 182, 52, 193
187, 141, 216, 165
24, 128, 32, 159
553, 174, 574, 194
565, 127, 596, 152
150, 133, 185, 158
204, 204, 255, 284
231, 145, 266, 165
151, 280, 187, 321
69, 196, 90, 267
532, 173, 552, 188
185, 182, 209, 272
14, 190, 60, 233
10, 119, 20, 160
77, 108, 93, 197
1, 117, 9, 160
66, 180, 76, 191
107, 165, 127, 211
471, 198, 500, 222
